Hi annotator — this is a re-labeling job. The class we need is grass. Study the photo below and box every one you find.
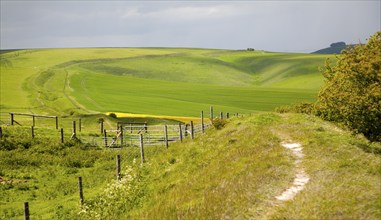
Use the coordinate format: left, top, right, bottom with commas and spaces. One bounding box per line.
216, 51, 332, 89
131, 114, 294, 219
0, 48, 180, 117
1, 48, 333, 120
71, 113, 380, 219
0, 126, 133, 219
77, 54, 254, 86
267, 114, 381, 219
1, 113, 379, 219
69, 72, 317, 117
1, 47, 379, 219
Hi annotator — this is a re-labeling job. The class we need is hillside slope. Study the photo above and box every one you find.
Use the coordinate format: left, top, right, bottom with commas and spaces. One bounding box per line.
0, 48, 332, 120
76, 113, 381, 219
0, 113, 379, 219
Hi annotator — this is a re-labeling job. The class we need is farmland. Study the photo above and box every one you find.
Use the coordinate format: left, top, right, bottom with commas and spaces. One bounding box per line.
1, 48, 380, 219
0, 48, 332, 121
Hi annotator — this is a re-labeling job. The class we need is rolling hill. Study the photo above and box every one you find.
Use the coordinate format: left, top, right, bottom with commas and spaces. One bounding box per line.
0, 48, 333, 121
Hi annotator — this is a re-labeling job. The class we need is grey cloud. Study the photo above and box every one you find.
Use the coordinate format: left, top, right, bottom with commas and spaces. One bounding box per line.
1, 1, 380, 52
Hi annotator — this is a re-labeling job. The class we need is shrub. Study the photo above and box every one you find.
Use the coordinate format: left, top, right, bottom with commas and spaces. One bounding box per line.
108, 113, 117, 118
315, 31, 381, 141
212, 118, 227, 130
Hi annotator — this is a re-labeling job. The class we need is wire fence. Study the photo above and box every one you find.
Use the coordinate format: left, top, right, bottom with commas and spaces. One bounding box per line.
0, 108, 244, 219
83, 123, 211, 149
0, 121, 212, 147
0, 107, 243, 153
117, 123, 211, 147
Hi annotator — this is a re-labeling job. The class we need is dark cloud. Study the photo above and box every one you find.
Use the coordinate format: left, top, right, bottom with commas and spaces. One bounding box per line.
1, 1, 380, 52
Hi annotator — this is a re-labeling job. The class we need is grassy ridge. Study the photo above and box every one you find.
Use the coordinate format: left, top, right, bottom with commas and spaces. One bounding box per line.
1, 48, 332, 119
74, 113, 381, 219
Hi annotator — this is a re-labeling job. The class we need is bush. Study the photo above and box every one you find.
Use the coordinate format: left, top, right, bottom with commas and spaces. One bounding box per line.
315, 32, 381, 141
108, 113, 117, 118
212, 118, 227, 130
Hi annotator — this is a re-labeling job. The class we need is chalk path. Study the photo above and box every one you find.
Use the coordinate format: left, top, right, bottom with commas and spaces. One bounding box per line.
275, 143, 309, 201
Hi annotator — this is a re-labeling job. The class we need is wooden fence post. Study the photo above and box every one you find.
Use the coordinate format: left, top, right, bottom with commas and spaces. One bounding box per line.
79, 118, 82, 132
24, 201, 29, 220
184, 124, 188, 137
190, 121, 194, 140
71, 121, 76, 139
226, 112, 229, 119
104, 129, 108, 148
100, 120, 104, 134
201, 111, 205, 134
55, 116, 58, 130
32, 115, 35, 127
60, 128, 64, 143
178, 123, 182, 143
0, 126, 2, 139
116, 155, 121, 181
31, 126, 35, 138
144, 123, 148, 133
220, 112, 223, 120
120, 125, 123, 147
139, 134, 145, 164
164, 125, 168, 149
78, 177, 84, 205
10, 113, 14, 125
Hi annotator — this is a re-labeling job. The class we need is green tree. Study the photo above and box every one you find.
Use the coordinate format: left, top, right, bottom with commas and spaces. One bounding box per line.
315, 32, 381, 141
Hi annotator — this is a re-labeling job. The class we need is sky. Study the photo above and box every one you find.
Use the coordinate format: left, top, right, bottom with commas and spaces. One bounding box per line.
0, 0, 380, 53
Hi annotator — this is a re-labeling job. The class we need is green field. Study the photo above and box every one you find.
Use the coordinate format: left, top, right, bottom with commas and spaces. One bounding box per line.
1, 113, 379, 219
0, 48, 332, 120
1, 48, 380, 220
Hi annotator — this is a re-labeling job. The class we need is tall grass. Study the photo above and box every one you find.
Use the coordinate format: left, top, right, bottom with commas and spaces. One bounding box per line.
0, 126, 140, 219
74, 113, 381, 219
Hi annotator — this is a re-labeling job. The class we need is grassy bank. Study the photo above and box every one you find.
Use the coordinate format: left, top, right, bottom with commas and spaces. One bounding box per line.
1, 113, 379, 219
74, 113, 381, 219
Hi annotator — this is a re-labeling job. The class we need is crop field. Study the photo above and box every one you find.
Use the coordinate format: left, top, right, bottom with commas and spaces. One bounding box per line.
0, 48, 333, 121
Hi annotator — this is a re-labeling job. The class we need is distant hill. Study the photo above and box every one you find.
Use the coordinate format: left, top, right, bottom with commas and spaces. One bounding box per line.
312, 42, 355, 54
0, 48, 332, 118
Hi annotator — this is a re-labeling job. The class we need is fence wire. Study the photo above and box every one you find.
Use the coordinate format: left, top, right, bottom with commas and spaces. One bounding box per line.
1, 114, 216, 164
98, 123, 211, 148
